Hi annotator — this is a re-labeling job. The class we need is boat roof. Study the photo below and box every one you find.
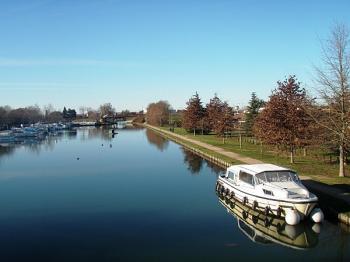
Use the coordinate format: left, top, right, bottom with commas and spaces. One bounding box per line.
227, 164, 290, 175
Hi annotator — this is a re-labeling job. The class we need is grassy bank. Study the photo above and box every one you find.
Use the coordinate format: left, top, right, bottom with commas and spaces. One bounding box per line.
160, 127, 350, 185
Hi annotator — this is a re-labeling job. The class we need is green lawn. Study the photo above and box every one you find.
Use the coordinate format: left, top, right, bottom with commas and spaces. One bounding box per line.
161, 126, 350, 185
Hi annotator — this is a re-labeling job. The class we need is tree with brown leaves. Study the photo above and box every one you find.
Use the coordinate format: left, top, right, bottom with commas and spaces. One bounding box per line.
182, 92, 204, 135
206, 94, 237, 142
146, 100, 170, 126
206, 94, 224, 131
254, 76, 311, 163
215, 103, 235, 144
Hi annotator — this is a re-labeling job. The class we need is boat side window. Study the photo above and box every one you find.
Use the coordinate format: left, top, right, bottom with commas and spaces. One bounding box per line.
239, 171, 254, 186
227, 171, 235, 180
255, 173, 267, 184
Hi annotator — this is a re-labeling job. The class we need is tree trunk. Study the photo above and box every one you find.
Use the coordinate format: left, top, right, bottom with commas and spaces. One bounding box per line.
339, 144, 345, 177
239, 133, 242, 149
260, 141, 263, 154
290, 147, 294, 164
303, 147, 307, 157
193, 128, 196, 136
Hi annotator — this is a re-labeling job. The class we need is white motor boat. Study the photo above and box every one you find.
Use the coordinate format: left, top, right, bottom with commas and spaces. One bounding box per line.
216, 164, 324, 225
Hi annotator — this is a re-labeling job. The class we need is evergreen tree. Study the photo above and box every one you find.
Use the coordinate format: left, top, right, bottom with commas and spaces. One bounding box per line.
244, 92, 265, 136
63, 107, 67, 118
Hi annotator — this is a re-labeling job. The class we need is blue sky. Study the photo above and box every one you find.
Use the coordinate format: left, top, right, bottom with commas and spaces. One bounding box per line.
0, 0, 349, 111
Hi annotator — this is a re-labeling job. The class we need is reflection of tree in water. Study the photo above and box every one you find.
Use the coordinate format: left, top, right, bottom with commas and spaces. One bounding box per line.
182, 148, 203, 175
205, 159, 225, 174
86, 127, 112, 141
66, 130, 77, 139
146, 129, 169, 151
0, 145, 16, 163
182, 147, 225, 175
0, 132, 66, 160
25, 142, 42, 155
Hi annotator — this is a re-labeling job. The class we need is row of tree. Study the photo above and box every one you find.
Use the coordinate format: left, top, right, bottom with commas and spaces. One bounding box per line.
182, 93, 236, 141
0, 102, 122, 128
0, 105, 77, 128
254, 24, 350, 177
145, 23, 349, 177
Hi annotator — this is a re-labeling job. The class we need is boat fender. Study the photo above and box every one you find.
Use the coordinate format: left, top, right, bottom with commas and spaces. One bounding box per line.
230, 201, 235, 209
264, 218, 270, 227
285, 225, 299, 239
264, 206, 270, 216
252, 215, 258, 224
221, 186, 225, 194
217, 184, 222, 192
225, 188, 230, 196
285, 210, 300, 225
253, 201, 258, 210
311, 223, 322, 234
243, 197, 248, 205
310, 208, 324, 223
276, 223, 283, 233
242, 211, 248, 220
277, 207, 283, 217
230, 192, 235, 199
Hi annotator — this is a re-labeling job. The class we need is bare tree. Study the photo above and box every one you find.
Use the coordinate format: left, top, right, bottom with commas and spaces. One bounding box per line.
79, 106, 88, 117
43, 104, 54, 120
312, 23, 350, 177
146, 101, 170, 126
99, 103, 115, 117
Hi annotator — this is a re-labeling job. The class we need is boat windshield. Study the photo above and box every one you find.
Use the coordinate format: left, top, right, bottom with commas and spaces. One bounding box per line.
255, 171, 299, 184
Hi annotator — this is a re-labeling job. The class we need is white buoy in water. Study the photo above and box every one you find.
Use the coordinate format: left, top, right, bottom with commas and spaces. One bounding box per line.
310, 208, 324, 223
285, 210, 300, 225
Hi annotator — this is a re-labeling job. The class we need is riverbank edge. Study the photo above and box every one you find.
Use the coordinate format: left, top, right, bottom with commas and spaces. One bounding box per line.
140, 123, 350, 226
142, 124, 237, 169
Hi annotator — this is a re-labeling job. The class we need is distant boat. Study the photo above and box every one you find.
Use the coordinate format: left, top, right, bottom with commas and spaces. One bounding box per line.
116, 121, 126, 129
0, 131, 15, 143
216, 164, 324, 225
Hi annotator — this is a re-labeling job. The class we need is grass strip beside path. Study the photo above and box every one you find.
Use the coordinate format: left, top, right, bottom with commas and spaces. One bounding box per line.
157, 126, 350, 185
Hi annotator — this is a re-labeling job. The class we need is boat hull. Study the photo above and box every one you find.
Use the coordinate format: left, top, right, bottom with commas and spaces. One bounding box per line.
217, 178, 317, 219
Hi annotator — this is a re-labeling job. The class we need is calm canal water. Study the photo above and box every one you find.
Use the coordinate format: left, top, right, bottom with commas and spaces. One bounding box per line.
0, 127, 349, 261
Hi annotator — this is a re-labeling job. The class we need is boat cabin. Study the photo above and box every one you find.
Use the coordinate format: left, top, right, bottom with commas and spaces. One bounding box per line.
225, 164, 300, 187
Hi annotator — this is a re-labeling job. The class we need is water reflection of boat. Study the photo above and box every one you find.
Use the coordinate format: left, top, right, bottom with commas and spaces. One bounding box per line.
217, 191, 320, 250
116, 121, 127, 129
